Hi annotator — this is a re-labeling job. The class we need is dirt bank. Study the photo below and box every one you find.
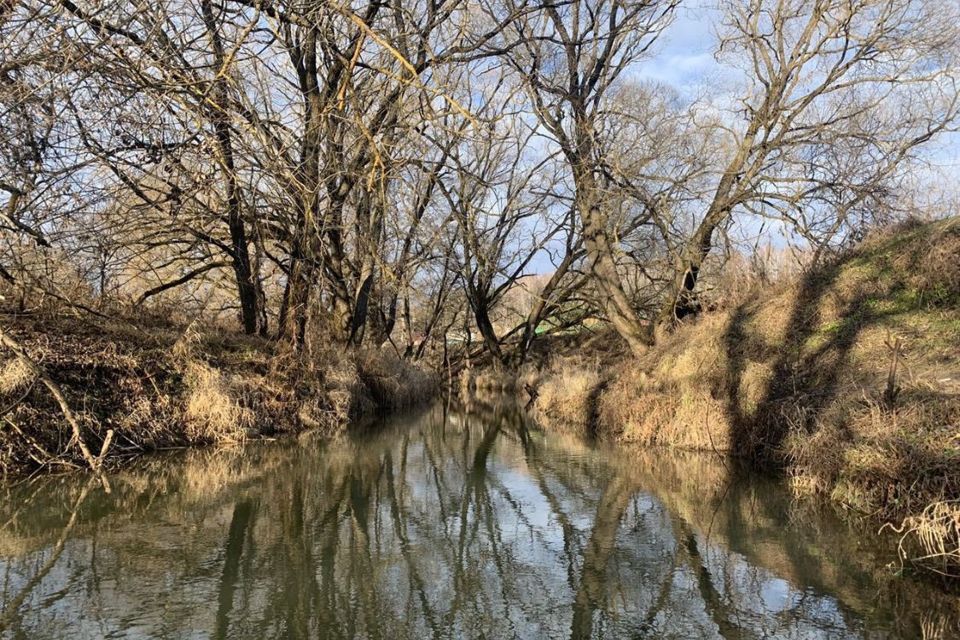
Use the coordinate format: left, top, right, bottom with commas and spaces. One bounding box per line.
0, 313, 436, 476
523, 217, 960, 576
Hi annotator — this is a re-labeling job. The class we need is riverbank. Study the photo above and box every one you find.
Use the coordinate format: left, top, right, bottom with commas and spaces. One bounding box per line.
520, 217, 960, 576
0, 313, 436, 476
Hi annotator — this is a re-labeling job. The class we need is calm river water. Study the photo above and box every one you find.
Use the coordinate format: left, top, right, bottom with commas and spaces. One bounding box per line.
0, 397, 957, 639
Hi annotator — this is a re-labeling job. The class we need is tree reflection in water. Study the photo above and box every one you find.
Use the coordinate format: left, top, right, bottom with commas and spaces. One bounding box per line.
0, 397, 958, 639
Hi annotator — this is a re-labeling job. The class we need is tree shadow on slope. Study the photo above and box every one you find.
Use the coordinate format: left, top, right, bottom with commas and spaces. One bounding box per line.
721, 218, 960, 486
722, 255, 877, 467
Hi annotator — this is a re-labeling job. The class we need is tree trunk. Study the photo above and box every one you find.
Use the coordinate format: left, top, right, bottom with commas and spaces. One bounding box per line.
201, 0, 263, 336
278, 25, 326, 348
251, 220, 269, 336
658, 204, 730, 329
278, 251, 312, 348
226, 198, 261, 336
574, 167, 652, 354
517, 245, 581, 364
347, 271, 374, 346
471, 298, 504, 364
346, 188, 385, 346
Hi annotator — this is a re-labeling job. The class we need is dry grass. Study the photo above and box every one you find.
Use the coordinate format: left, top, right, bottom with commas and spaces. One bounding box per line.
891, 501, 960, 578
458, 366, 518, 396
528, 357, 601, 431
355, 349, 438, 410
599, 370, 731, 451
182, 361, 252, 443
294, 345, 369, 428
0, 357, 35, 396
171, 322, 253, 443
786, 387, 960, 512
596, 311, 736, 450
475, 368, 517, 392
699, 244, 808, 313
520, 217, 960, 575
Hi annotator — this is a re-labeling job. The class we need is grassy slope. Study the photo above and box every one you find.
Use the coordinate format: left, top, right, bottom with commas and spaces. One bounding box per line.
527, 217, 960, 572
0, 314, 436, 475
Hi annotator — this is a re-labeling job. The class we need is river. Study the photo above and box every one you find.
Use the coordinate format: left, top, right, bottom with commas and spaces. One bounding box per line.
0, 396, 957, 638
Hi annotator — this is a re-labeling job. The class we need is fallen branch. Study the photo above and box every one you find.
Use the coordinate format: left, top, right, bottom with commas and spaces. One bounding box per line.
0, 326, 103, 475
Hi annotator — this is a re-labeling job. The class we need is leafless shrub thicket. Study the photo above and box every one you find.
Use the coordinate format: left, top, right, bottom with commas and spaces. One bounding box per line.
2, 0, 957, 364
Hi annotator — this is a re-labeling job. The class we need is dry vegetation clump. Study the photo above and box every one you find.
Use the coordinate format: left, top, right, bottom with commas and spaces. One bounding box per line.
598, 311, 738, 450
172, 324, 256, 443
527, 356, 603, 432
0, 315, 183, 473
0, 357, 35, 396
466, 367, 517, 393
181, 361, 252, 443
787, 389, 960, 509
458, 367, 473, 397
697, 245, 807, 314
278, 345, 371, 431
892, 500, 960, 578
457, 366, 517, 401
354, 348, 438, 411
598, 362, 732, 451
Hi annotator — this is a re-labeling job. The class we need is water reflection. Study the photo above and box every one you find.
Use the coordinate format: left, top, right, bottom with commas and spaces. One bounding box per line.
0, 397, 958, 639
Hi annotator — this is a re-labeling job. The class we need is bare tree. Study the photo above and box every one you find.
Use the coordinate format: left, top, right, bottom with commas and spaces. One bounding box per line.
437, 78, 564, 363
659, 0, 960, 325
493, 0, 680, 354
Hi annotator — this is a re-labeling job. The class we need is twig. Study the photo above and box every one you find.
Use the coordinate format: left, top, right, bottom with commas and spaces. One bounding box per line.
3, 418, 56, 466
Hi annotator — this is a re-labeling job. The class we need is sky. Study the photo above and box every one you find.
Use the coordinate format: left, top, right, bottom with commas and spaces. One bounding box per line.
635, 1, 725, 95
636, 1, 960, 188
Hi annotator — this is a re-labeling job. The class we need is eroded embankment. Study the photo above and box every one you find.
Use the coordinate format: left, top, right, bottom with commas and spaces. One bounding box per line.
522, 217, 960, 575
0, 315, 436, 476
